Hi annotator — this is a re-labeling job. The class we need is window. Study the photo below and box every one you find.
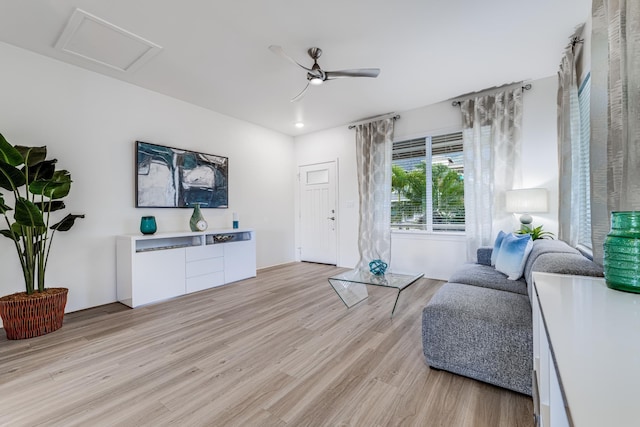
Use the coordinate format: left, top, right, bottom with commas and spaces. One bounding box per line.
391, 131, 464, 232
576, 73, 592, 249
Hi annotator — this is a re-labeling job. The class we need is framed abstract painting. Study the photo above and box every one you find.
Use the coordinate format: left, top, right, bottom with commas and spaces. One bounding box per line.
136, 141, 228, 208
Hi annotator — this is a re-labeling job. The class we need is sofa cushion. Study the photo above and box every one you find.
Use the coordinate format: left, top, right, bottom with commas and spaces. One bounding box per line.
495, 233, 533, 280
527, 252, 604, 301
448, 263, 527, 295
477, 247, 493, 266
422, 282, 533, 395
491, 230, 507, 266
523, 239, 580, 286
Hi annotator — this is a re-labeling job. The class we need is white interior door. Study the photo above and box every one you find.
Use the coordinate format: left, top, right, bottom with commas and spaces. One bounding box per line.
299, 162, 337, 264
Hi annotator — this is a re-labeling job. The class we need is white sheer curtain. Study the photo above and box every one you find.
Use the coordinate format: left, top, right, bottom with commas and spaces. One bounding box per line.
590, 0, 640, 264
460, 88, 523, 260
557, 27, 585, 247
355, 118, 394, 270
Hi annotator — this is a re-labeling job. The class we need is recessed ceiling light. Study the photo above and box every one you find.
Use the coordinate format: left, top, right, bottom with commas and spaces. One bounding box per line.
295, 122, 305, 128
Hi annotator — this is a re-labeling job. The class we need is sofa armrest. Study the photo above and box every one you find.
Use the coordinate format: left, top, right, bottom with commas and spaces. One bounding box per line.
477, 247, 493, 266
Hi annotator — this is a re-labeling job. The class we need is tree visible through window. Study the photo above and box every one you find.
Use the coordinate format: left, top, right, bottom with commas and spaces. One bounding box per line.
391, 132, 464, 232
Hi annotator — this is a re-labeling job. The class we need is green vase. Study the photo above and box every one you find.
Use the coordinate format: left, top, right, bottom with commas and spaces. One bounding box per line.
140, 216, 157, 235
603, 211, 640, 293
189, 203, 208, 232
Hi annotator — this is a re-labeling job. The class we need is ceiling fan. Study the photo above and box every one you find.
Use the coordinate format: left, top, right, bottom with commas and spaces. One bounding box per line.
269, 45, 380, 102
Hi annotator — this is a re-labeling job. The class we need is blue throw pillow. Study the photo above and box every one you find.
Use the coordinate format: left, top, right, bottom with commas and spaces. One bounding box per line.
495, 233, 533, 280
491, 230, 507, 266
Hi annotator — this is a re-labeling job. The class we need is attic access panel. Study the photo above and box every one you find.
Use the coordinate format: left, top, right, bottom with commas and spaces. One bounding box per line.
55, 8, 163, 73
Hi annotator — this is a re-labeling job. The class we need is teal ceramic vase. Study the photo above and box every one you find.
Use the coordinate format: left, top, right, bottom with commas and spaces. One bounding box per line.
140, 216, 157, 235
189, 203, 208, 231
603, 211, 640, 293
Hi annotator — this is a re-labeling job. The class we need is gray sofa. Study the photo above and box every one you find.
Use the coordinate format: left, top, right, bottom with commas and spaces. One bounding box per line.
421, 239, 603, 395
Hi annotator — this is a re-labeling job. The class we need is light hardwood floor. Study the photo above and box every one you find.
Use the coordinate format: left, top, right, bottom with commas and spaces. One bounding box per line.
0, 262, 533, 426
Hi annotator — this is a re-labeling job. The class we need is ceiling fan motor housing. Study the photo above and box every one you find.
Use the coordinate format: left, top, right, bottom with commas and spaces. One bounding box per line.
308, 47, 322, 60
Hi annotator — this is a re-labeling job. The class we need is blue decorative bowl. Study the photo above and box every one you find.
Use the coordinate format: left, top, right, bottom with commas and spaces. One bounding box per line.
369, 259, 388, 276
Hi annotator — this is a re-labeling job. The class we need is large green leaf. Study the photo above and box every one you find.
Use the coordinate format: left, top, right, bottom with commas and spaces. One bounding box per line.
0, 194, 11, 214
25, 159, 56, 183
48, 170, 71, 199
29, 180, 67, 198
0, 134, 23, 167
51, 213, 85, 231
0, 160, 26, 191
38, 200, 66, 213
0, 229, 16, 240
29, 169, 71, 199
14, 197, 45, 227
15, 146, 46, 167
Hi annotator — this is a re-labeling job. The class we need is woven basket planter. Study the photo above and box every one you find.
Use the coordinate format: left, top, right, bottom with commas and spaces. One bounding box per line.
0, 288, 68, 340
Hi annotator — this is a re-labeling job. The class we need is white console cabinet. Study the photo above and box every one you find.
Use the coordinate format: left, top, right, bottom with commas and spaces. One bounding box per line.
532, 272, 640, 427
117, 229, 255, 308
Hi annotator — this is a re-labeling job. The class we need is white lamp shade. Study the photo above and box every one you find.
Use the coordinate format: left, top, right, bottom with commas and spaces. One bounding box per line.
505, 188, 548, 213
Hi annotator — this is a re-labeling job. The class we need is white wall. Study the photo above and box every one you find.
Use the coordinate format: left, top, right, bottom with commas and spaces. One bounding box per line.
294, 75, 559, 280
520, 76, 560, 236
0, 42, 296, 315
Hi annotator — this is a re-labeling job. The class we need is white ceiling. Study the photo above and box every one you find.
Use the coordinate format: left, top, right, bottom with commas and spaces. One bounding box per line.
0, 0, 590, 136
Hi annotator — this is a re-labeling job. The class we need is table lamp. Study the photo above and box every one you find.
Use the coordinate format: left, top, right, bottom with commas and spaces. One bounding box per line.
505, 188, 548, 227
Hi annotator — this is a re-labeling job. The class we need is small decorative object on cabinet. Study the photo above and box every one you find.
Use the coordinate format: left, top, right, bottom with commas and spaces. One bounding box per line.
603, 211, 640, 293
369, 259, 388, 276
233, 212, 239, 229
140, 216, 157, 235
189, 203, 208, 231
0, 132, 84, 339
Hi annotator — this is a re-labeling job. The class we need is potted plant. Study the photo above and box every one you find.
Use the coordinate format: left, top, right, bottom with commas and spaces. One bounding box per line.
516, 224, 555, 240
0, 133, 84, 339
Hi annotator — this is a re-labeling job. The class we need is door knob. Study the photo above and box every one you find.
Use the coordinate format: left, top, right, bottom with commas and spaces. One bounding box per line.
327, 216, 335, 220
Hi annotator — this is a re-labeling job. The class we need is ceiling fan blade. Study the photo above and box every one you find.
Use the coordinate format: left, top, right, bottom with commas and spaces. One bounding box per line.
269, 45, 315, 73
325, 68, 381, 80
291, 83, 310, 103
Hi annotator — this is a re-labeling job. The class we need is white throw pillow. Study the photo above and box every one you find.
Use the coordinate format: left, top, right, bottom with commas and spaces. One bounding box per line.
495, 233, 533, 280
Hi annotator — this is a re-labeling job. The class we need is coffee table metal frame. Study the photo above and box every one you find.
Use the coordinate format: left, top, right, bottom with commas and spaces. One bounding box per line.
328, 269, 424, 317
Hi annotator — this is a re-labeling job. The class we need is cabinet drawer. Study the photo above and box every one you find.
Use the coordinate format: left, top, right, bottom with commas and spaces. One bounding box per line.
186, 257, 224, 278
186, 272, 224, 293
186, 244, 223, 262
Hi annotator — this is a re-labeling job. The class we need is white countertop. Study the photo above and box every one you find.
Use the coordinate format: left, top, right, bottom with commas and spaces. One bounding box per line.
533, 272, 640, 427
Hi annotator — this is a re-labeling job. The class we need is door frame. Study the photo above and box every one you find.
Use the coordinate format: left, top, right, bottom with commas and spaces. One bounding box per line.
297, 159, 339, 264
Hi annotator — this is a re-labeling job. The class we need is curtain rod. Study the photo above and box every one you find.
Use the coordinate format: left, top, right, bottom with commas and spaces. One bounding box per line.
348, 113, 400, 129
451, 83, 532, 107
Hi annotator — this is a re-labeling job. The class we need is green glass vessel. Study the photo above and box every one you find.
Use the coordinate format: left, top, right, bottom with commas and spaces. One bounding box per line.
189, 203, 208, 232
603, 211, 640, 293
140, 216, 157, 235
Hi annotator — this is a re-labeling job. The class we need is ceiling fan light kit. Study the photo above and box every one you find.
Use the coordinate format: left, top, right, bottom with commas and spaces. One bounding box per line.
269, 45, 380, 102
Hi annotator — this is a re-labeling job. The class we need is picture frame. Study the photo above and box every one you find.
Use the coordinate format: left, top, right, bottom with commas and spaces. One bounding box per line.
136, 141, 228, 208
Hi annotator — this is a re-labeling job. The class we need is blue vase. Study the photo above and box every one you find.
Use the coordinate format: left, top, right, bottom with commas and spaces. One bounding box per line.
140, 216, 157, 235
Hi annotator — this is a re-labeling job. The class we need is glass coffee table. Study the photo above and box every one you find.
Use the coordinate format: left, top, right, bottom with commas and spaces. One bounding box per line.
328, 269, 424, 317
